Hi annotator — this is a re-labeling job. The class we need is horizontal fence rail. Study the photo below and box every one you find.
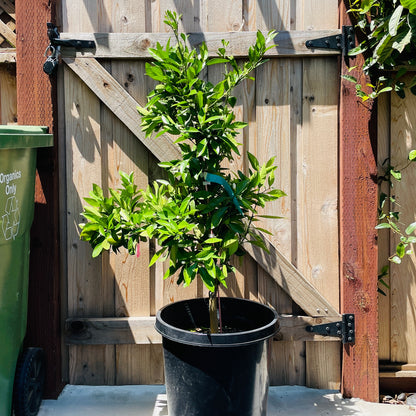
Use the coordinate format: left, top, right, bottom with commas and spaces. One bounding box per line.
60, 30, 342, 59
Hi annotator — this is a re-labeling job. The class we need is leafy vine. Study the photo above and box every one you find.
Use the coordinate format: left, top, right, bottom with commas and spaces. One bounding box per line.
345, 0, 416, 100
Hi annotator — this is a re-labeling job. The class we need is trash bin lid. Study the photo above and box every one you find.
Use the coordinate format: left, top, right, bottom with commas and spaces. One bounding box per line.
0, 126, 53, 149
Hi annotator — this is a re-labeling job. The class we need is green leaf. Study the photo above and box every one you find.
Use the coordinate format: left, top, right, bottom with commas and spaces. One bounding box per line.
379, 264, 389, 278
400, 0, 416, 14
199, 267, 216, 291
257, 214, 283, 219
207, 58, 229, 66
225, 239, 239, 256
409, 150, 416, 161
406, 222, 416, 234
196, 91, 204, 109
267, 189, 287, 199
379, 278, 390, 290
83, 197, 101, 207
376, 223, 392, 229
92, 183, 104, 198
196, 248, 214, 261
392, 28, 412, 53
374, 33, 395, 65
342, 74, 357, 83
205, 237, 223, 244
149, 247, 167, 267
391, 170, 402, 181
228, 96, 237, 107
231, 121, 248, 129
389, 5, 404, 36
247, 151, 259, 170
348, 45, 367, 57
397, 242, 406, 258
390, 255, 402, 264
377, 87, 393, 94
92, 240, 105, 257
145, 62, 165, 81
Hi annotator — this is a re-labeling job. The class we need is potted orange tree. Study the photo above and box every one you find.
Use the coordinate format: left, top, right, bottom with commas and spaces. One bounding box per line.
80, 11, 283, 416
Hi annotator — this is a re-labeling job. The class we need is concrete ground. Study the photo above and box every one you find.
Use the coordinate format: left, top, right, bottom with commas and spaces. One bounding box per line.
38, 385, 416, 416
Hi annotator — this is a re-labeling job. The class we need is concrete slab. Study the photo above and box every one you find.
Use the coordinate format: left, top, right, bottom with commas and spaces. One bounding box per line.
38, 385, 416, 416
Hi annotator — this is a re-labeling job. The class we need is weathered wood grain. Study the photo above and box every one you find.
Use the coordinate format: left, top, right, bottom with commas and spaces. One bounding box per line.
60, 0, 343, 389
377, 92, 391, 361
243, 235, 340, 318
340, 1, 379, 402
65, 315, 342, 345
390, 77, 416, 364
0, 65, 16, 123
63, 57, 181, 162
60, 30, 342, 59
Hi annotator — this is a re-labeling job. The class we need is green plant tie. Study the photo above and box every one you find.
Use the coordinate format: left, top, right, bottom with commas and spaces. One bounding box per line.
203, 172, 243, 215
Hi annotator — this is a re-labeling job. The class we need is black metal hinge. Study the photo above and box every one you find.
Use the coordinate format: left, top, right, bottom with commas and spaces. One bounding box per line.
305, 26, 355, 55
306, 314, 355, 344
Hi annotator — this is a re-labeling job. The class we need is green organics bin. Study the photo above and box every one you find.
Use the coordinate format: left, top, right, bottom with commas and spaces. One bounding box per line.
0, 126, 53, 416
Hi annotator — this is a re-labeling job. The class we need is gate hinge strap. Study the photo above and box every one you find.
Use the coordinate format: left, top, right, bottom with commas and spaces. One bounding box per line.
306, 314, 355, 344
305, 26, 354, 55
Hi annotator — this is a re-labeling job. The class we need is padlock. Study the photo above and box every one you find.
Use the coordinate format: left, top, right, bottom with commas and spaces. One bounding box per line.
43, 45, 59, 75
43, 55, 58, 75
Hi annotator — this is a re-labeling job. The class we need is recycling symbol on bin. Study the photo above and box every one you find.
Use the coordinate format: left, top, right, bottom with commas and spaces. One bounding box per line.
2, 196, 20, 240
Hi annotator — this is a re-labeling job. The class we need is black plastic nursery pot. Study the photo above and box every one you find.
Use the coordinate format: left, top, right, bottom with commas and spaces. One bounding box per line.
155, 297, 279, 416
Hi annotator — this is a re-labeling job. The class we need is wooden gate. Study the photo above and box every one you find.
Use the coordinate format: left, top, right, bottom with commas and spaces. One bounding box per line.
60, 0, 342, 388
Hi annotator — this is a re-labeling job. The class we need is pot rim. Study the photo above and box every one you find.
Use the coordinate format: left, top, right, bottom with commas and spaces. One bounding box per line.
155, 297, 279, 347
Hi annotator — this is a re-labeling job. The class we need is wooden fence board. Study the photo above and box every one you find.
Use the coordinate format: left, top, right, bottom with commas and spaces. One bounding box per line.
0, 49, 15, 62
306, 341, 341, 389
390, 85, 416, 364
377, 93, 391, 361
64, 65, 114, 383
256, 0, 302, 387
97, 61, 117, 319
107, 4, 156, 382
270, 339, 305, 385
300, 55, 340, 391
298, 1, 340, 391
0, 65, 16, 123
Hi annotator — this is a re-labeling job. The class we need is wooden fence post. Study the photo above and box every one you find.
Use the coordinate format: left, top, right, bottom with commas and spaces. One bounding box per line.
15, 0, 63, 399
339, 1, 379, 402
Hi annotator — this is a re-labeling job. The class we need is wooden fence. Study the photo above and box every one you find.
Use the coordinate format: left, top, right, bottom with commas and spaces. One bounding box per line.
4, 0, 416, 394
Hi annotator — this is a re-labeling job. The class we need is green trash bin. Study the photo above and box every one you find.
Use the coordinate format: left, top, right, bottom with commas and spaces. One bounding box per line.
0, 126, 53, 416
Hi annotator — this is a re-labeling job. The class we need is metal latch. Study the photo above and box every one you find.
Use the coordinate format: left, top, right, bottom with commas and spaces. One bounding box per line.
305, 26, 355, 55
47, 23, 95, 49
43, 23, 96, 75
306, 314, 355, 344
